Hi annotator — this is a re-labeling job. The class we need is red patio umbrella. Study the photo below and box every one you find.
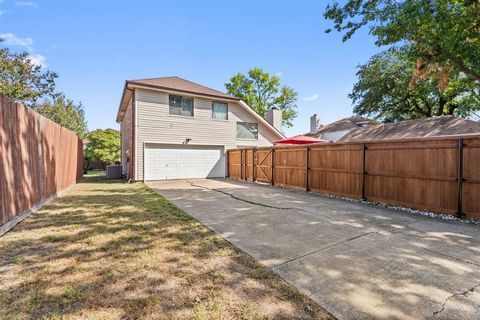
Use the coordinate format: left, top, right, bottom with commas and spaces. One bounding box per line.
274, 135, 329, 145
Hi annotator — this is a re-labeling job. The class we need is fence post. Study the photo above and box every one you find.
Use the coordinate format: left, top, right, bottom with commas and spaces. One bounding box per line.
246, 148, 249, 180
361, 143, 367, 200
306, 146, 310, 191
240, 149, 244, 180
241, 149, 244, 180
252, 148, 256, 182
243, 149, 247, 180
271, 146, 275, 185
457, 138, 464, 218
226, 150, 229, 178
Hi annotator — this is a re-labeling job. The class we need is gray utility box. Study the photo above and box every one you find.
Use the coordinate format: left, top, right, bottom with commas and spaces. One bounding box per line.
106, 165, 123, 179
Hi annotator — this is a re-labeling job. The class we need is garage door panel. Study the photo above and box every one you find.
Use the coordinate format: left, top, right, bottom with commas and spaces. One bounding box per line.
144, 145, 225, 180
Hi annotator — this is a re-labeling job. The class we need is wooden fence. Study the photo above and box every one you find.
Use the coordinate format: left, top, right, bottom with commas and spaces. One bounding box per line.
227, 135, 480, 220
0, 94, 83, 234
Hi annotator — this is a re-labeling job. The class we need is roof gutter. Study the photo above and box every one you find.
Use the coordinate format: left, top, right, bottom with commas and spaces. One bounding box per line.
116, 81, 133, 123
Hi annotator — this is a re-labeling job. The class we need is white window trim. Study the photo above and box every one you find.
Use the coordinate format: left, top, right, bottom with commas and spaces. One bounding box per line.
211, 101, 229, 121
169, 94, 194, 117
236, 121, 259, 140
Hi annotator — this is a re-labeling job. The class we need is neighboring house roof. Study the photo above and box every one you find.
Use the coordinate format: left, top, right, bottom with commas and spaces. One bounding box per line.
338, 116, 480, 142
116, 76, 285, 138
306, 116, 378, 138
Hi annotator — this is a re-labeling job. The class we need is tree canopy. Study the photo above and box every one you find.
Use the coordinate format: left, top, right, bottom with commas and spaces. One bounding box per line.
1, 39, 88, 137
324, 0, 480, 120
34, 95, 88, 139
350, 48, 480, 121
324, 0, 480, 82
85, 129, 120, 165
225, 68, 298, 128
0, 41, 57, 106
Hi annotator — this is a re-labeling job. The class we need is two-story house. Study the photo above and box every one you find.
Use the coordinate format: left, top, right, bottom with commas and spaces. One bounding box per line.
116, 77, 284, 181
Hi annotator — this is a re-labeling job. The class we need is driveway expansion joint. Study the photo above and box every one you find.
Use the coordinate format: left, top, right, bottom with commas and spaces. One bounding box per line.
421, 247, 480, 268
187, 181, 308, 211
427, 282, 480, 319
271, 231, 376, 269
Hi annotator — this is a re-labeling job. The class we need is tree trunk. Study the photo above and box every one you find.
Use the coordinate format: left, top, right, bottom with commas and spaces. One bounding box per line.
437, 96, 447, 116
447, 104, 457, 115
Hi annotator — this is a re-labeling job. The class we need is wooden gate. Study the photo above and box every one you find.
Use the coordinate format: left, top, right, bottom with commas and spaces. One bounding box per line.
227, 147, 272, 182
253, 147, 273, 183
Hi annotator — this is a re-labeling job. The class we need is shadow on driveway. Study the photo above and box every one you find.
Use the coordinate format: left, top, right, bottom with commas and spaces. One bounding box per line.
148, 178, 480, 320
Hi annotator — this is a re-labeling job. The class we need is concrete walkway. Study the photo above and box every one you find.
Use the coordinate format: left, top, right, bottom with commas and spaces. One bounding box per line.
147, 179, 480, 320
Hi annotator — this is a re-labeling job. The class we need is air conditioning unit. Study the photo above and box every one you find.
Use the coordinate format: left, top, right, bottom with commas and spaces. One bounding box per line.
106, 165, 123, 180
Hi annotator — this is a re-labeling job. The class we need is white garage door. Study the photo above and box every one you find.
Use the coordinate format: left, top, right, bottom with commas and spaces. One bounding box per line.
144, 144, 225, 180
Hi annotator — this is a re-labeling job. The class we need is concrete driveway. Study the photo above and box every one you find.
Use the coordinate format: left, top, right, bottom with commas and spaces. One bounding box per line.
147, 179, 480, 320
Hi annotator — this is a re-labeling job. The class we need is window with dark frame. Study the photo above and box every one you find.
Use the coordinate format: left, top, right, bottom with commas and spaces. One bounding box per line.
212, 102, 228, 120
169, 95, 193, 117
236, 122, 258, 140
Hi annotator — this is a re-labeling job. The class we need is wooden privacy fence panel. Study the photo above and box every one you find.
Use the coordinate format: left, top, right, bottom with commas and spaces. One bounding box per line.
364, 140, 458, 214
227, 149, 241, 179
0, 94, 83, 230
274, 146, 308, 191
463, 139, 480, 217
309, 144, 363, 198
226, 135, 480, 220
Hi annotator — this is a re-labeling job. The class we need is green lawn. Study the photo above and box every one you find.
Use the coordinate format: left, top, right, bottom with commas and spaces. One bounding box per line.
0, 175, 332, 319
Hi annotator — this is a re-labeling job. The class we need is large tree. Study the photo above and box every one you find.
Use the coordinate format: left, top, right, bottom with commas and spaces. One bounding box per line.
34, 95, 88, 139
351, 48, 480, 121
225, 68, 298, 128
85, 129, 120, 166
324, 0, 480, 82
0, 41, 57, 106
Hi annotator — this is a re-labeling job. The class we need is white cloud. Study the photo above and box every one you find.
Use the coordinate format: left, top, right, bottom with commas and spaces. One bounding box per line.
0, 10, 4, 16
15, 1, 38, 7
0, 32, 47, 67
28, 53, 47, 67
0, 32, 34, 50
304, 94, 319, 101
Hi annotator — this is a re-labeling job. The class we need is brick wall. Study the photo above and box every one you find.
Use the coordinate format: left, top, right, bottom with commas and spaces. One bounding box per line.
120, 96, 133, 179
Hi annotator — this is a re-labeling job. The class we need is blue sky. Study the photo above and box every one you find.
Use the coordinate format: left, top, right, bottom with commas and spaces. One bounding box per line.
0, 0, 380, 136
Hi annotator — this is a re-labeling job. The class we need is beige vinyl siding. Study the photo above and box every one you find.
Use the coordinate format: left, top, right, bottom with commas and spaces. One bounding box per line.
135, 88, 278, 180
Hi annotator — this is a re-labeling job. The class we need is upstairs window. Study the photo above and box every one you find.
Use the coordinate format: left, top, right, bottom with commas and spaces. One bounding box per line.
169, 95, 193, 117
212, 102, 228, 120
237, 122, 258, 140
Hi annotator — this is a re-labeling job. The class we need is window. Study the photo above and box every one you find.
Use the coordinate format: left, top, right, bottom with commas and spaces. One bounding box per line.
237, 122, 258, 140
169, 95, 193, 117
212, 102, 228, 120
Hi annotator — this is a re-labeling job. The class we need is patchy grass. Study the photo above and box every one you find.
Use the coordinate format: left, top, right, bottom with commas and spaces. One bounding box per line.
0, 176, 333, 319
